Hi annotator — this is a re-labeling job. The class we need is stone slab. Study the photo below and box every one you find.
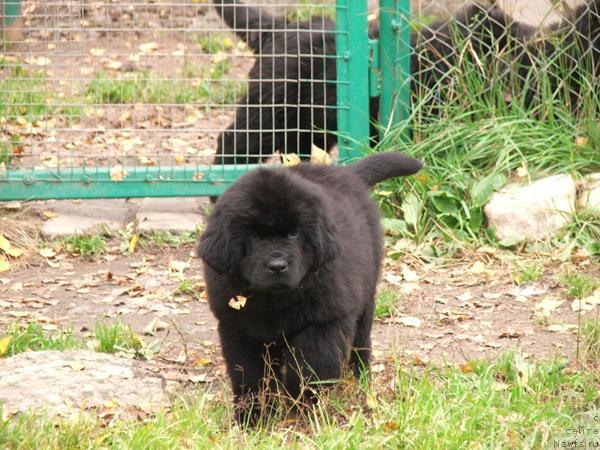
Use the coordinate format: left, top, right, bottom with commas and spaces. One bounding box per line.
135, 197, 208, 233
0, 350, 177, 417
35, 199, 133, 238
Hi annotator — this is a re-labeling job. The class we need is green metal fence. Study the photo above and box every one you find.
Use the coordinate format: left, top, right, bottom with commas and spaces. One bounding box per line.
0, 0, 411, 201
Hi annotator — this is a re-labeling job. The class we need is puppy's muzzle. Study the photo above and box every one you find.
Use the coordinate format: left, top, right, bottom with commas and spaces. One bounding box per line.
266, 251, 288, 274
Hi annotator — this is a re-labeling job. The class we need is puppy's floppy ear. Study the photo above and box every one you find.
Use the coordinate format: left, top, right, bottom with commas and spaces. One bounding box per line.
197, 209, 233, 274
311, 214, 341, 270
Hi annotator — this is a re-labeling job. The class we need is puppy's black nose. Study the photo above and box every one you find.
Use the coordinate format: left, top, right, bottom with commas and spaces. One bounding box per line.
266, 257, 288, 274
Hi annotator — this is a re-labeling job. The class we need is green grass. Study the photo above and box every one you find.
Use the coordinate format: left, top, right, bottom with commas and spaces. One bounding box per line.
0, 135, 20, 165
93, 321, 143, 354
565, 210, 600, 262
175, 279, 205, 301
374, 20, 600, 258
511, 261, 544, 285
86, 68, 242, 106
0, 65, 52, 119
0, 353, 596, 448
287, 0, 335, 22
144, 230, 197, 248
60, 234, 107, 260
561, 272, 600, 299
0, 322, 81, 357
376, 114, 600, 254
581, 319, 600, 363
375, 288, 402, 319
197, 34, 234, 54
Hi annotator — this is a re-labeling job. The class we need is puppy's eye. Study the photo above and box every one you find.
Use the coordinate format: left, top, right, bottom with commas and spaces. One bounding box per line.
287, 230, 299, 239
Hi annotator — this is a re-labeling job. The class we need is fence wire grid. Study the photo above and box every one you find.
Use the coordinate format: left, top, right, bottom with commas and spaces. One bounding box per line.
0, 0, 599, 199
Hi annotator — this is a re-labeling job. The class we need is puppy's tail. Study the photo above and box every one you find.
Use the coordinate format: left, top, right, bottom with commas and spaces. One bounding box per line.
212, 0, 287, 53
348, 152, 423, 186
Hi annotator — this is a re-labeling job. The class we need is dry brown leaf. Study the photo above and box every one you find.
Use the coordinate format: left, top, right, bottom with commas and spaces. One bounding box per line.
189, 374, 207, 383
89, 48, 106, 56
535, 297, 564, 315
396, 316, 422, 328
547, 323, 577, 334
139, 42, 159, 53
401, 264, 419, 282
571, 290, 600, 312
470, 261, 486, 274
459, 362, 473, 374
66, 361, 85, 371
38, 248, 56, 258
228, 295, 247, 310
456, 292, 473, 302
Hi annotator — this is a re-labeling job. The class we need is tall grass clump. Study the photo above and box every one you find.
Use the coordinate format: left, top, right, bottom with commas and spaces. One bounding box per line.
377, 23, 600, 254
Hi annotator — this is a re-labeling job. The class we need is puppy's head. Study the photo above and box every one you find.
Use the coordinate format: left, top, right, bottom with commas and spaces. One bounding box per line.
198, 168, 339, 293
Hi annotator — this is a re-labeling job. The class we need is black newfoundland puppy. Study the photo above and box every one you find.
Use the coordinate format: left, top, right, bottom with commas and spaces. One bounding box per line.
198, 152, 422, 424
211, 0, 534, 165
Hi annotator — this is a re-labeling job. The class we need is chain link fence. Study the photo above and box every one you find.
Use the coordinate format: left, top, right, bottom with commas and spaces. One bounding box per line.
410, 0, 599, 122
1, 0, 598, 200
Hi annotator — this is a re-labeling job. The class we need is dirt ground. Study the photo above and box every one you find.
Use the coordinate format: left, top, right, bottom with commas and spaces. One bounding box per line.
1, 206, 598, 379
2, 1, 599, 377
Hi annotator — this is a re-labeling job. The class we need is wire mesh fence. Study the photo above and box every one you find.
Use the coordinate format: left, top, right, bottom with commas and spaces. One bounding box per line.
409, 0, 599, 124
1, 0, 598, 200
0, 0, 371, 199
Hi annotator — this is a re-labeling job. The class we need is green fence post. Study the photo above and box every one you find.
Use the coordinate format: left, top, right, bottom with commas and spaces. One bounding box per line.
336, 0, 370, 162
379, 0, 411, 132
2, 0, 21, 26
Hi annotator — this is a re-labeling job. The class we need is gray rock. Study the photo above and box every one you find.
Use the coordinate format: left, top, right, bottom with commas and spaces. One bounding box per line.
578, 173, 600, 214
135, 197, 208, 233
35, 199, 133, 238
484, 174, 576, 243
0, 350, 177, 417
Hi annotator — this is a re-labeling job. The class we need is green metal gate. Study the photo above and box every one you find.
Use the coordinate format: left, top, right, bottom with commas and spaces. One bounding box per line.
0, 0, 410, 201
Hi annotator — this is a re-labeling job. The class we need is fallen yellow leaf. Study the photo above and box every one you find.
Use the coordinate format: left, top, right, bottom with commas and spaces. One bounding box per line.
41, 210, 58, 219
0, 257, 10, 273
6, 247, 24, 258
0, 336, 11, 356
129, 234, 138, 254
66, 361, 85, 371
110, 165, 129, 182
89, 48, 106, 56
0, 234, 11, 252
310, 144, 332, 165
281, 153, 301, 167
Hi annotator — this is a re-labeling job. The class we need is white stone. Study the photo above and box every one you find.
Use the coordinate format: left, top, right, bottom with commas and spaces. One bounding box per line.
135, 197, 208, 233
484, 174, 576, 243
577, 173, 600, 213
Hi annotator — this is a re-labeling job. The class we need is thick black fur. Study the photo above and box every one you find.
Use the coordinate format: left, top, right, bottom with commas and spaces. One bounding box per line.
212, 0, 533, 165
412, 3, 535, 109
518, 0, 600, 112
198, 152, 422, 424
212, 0, 374, 165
